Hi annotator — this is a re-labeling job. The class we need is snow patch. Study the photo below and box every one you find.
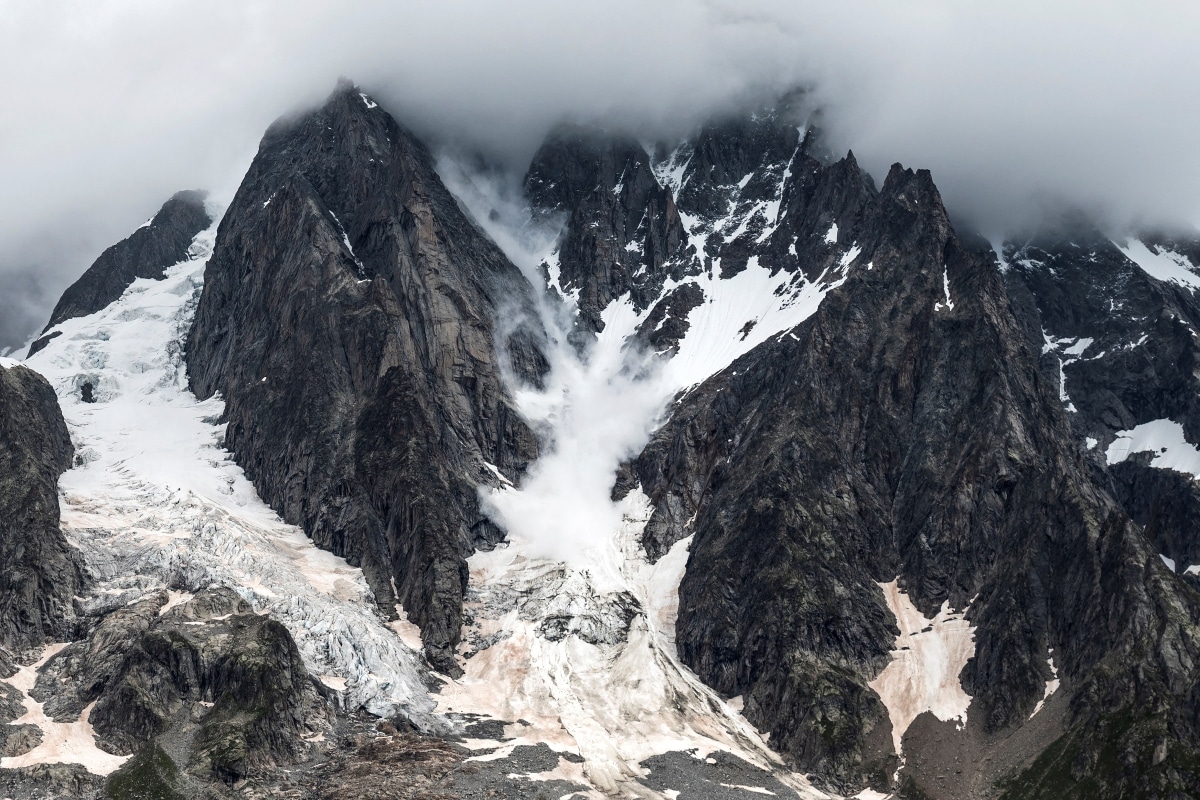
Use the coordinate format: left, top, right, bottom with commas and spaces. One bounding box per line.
1028, 650, 1060, 719
0, 356, 19, 369
157, 590, 194, 616
824, 222, 838, 244
1105, 419, 1200, 479
934, 268, 955, 312
359, 93, 378, 110
1, 643, 129, 776
1063, 337, 1093, 356
720, 784, 775, 795
1119, 239, 1200, 289
869, 581, 976, 756
1160, 554, 1177, 572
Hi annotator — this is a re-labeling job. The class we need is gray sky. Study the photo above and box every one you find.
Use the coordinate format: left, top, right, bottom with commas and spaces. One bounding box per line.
2, 0, 1198, 351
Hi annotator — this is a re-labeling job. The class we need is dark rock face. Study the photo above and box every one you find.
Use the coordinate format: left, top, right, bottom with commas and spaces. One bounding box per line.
1001, 226, 1200, 572
0, 363, 81, 651
38, 588, 331, 787
186, 81, 544, 674
524, 115, 1200, 794
31, 191, 211, 354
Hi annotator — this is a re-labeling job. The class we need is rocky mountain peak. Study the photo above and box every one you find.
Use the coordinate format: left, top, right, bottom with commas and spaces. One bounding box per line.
30, 189, 211, 355
187, 79, 545, 675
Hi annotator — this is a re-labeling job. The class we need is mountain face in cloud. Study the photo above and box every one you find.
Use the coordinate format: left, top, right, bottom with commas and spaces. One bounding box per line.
2, 0, 1199, 350
7, 66, 1200, 797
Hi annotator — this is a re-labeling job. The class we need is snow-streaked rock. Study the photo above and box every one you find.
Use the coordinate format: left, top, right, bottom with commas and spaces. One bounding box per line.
0, 644, 128, 776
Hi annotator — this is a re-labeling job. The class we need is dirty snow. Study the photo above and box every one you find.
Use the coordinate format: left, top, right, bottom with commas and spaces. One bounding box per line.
438, 490, 821, 798
0, 643, 129, 776
1028, 650, 1060, 719
868, 581, 976, 755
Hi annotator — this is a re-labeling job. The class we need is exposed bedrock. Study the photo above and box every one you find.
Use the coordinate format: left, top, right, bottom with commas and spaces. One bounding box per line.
622, 161, 1200, 795
0, 363, 82, 653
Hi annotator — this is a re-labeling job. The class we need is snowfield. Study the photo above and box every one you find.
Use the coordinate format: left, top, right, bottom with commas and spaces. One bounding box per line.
17, 218, 439, 778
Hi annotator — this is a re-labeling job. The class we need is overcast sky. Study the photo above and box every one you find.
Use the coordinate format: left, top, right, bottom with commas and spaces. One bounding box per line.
2, 0, 1198, 351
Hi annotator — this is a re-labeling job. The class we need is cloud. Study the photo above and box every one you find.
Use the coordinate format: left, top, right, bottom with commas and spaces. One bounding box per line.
1, 0, 1198, 348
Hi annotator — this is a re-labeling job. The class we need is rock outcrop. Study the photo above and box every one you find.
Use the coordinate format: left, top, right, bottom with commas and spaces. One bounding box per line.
186, 80, 545, 673
0, 363, 81, 651
38, 587, 331, 793
1001, 224, 1200, 573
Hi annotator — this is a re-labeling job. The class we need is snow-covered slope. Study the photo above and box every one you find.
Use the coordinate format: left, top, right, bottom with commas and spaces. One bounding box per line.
21, 217, 437, 742
437, 157, 835, 799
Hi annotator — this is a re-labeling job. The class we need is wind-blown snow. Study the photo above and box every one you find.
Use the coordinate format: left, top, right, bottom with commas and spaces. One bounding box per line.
869, 581, 976, 756
1105, 418, 1200, 479
437, 158, 829, 797
20, 218, 438, 737
1119, 239, 1200, 289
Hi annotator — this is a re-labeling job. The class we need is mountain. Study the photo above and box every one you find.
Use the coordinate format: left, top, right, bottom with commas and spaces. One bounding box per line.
29, 190, 211, 356
1, 79, 1198, 800
186, 80, 546, 675
524, 110, 1200, 798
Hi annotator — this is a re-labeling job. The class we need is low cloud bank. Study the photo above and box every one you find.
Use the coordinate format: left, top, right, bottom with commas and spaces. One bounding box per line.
2, 1, 1197, 348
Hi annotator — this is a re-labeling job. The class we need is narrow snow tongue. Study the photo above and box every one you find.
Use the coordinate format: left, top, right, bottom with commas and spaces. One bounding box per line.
0, 363, 81, 653
30, 190, 211, 356
186, 79, 545, 674
631, 153, 1200, 798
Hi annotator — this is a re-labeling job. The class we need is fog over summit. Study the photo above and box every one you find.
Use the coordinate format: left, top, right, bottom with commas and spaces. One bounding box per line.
1, 0, 1197, 350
